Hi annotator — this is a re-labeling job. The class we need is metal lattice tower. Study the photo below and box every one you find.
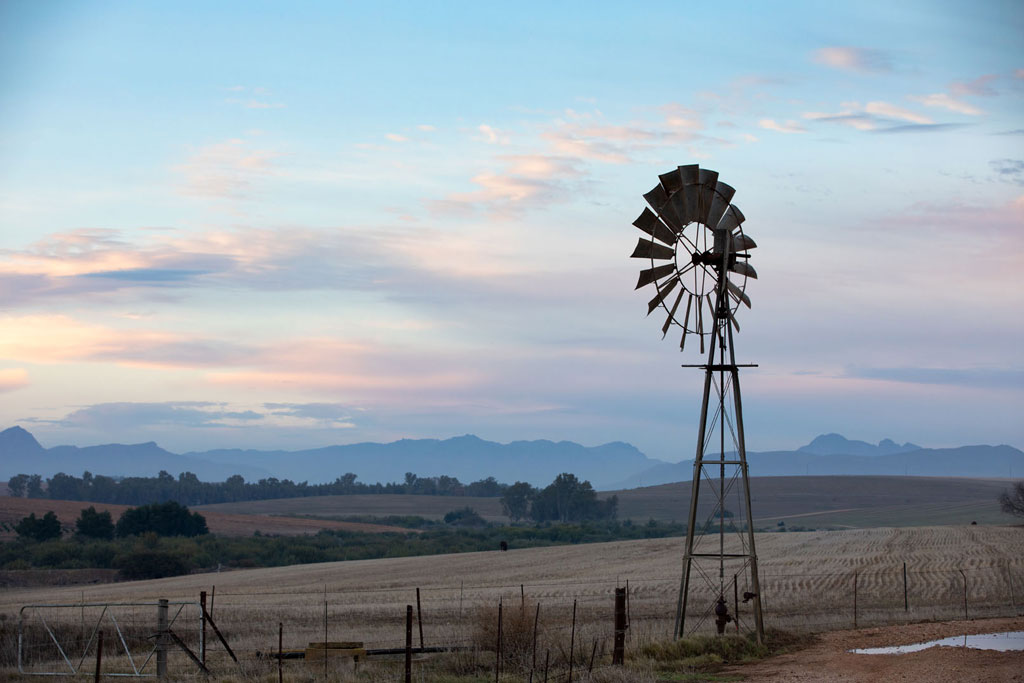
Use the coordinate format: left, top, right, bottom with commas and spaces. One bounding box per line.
629, 164, 764, 643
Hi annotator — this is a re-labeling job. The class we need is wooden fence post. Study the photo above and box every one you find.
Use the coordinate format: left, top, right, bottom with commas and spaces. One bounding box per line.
405, 605, 412, 683
612, 588, 626, 666
278, 622, 283, 683
93, 630, 103, 683
156, 599, 168, 679
531, 602, 540, 675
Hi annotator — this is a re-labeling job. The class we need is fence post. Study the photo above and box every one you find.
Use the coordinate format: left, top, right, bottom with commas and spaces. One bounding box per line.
853, 573, 858, 629
199, 590, 207, 666
416, 587, 424, 649
94, 630, 103, 683
278, 622, 283, 683
733, 574, 739, 633
902, 563, 908, 612
156, 599, 168, 679
569, 599, 577, 682
405, 605, 412, 683
959, 569, 968, 620
613, 588, 626, 666
495, 601, 503, 683
532, 602, 540, 675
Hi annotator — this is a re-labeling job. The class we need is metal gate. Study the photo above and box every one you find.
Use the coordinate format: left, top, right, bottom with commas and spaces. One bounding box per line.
18, 601, 201, 677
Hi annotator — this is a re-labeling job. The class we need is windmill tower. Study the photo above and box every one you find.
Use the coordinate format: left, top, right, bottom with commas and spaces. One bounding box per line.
629, 164, 764, 643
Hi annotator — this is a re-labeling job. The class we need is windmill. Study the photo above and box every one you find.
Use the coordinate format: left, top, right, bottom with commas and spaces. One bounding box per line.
630, 164, 764, 643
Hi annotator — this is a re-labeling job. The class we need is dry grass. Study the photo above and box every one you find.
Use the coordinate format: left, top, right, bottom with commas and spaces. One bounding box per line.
1, 525, 1021, 680
0, 497, 411, 540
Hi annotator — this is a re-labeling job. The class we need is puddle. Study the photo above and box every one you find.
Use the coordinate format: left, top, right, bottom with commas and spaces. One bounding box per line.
850, 631, 1024, 654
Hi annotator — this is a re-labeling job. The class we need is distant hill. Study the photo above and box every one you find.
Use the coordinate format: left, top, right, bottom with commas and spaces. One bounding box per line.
2, 425, 1021, 489
0, 426, 272, 482
186, 434, 657, 487
607, 443, 1024, 489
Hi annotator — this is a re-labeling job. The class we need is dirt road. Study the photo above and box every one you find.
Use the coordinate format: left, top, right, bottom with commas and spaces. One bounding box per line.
731, 616, 1024, 682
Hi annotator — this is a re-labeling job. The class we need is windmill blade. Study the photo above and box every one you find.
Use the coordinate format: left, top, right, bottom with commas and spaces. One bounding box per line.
630, 238, 675, 260
680, 164, 701, 223
705, 181, 735, 232
717, 205, 745, 233
706, 292, 716, 326
662, 288, 685, 337
697, 168, 719, 224
635, 263, 675, 289
727, 307, 740, 332
679, 293, 694, 349
668, 191, 688, 230
727, 280, 751, 308
729, 261, 758, 279
733, 233, 757, 251
659, 168, 683, 195
633, 208, 677, 246
647, 276, 679, 315
697, 296, 705, 354
644, 184, 683, 231
712, 227, 729, 255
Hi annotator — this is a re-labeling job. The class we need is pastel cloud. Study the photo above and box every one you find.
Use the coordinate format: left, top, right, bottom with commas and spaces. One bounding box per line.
812, 46, 892, 73
949, 74, 998, 97
0, 368, 29, 393
908, 93, 983, 115
175, 138, 280, 199
803, 100, 935, 131
758, 119, 806, 134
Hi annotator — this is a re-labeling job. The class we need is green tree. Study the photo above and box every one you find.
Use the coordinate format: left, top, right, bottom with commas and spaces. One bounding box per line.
531, 473, 617, 523
443, 506, 487, 527
26, 474, 43, 498
7, 474, 28, 497
500, 481, 535, 522
75, 506, 115, 539
15, 511, 63, 541
116, 501, 209, 537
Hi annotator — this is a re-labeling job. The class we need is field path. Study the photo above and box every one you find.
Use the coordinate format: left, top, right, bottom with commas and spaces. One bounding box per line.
729, 616, 1024, 682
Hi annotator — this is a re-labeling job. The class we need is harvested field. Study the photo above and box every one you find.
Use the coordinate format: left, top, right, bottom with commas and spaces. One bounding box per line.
0, 496, 411, 540
605, 476, 1015, 527
3, 525, 1021, 679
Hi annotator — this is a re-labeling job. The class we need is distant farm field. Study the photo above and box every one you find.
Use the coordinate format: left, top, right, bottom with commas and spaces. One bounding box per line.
0, 497, 410, 540
195, 476, 1016, 529
195, 493, 507, 521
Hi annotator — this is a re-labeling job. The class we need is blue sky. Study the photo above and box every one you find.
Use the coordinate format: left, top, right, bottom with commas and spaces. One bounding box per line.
0, 1, 1021, 462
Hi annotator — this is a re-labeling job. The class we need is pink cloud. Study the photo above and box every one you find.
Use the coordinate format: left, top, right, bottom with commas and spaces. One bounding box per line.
908, 93, 982, 115
175, 138, 280, 199
758, 119, 806, 134
0, 368, 29, 393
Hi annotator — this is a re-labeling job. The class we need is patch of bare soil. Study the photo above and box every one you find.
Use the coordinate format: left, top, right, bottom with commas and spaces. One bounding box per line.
0, 496, 413, 538
729, 616, 1024, 682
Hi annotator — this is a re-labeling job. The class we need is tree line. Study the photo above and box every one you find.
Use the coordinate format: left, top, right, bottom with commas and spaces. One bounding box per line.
14, 501, 209, 542
7, 470, 508, 506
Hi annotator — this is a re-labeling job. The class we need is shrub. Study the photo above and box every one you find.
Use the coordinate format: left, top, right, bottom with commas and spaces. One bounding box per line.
15, 511, 62, 542
444, 506, 487, 527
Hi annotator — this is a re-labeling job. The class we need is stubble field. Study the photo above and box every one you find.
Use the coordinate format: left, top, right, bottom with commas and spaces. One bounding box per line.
5, 525, 1022, 679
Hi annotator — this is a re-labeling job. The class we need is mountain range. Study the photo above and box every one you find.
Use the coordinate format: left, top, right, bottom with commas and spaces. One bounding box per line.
0, 427, 1020, 490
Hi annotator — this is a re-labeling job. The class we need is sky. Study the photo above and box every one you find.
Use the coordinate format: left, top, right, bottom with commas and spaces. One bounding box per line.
0, 1, 1021, 463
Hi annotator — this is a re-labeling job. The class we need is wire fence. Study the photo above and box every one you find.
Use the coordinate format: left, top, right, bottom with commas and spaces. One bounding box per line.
9, 563, 1022, 679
